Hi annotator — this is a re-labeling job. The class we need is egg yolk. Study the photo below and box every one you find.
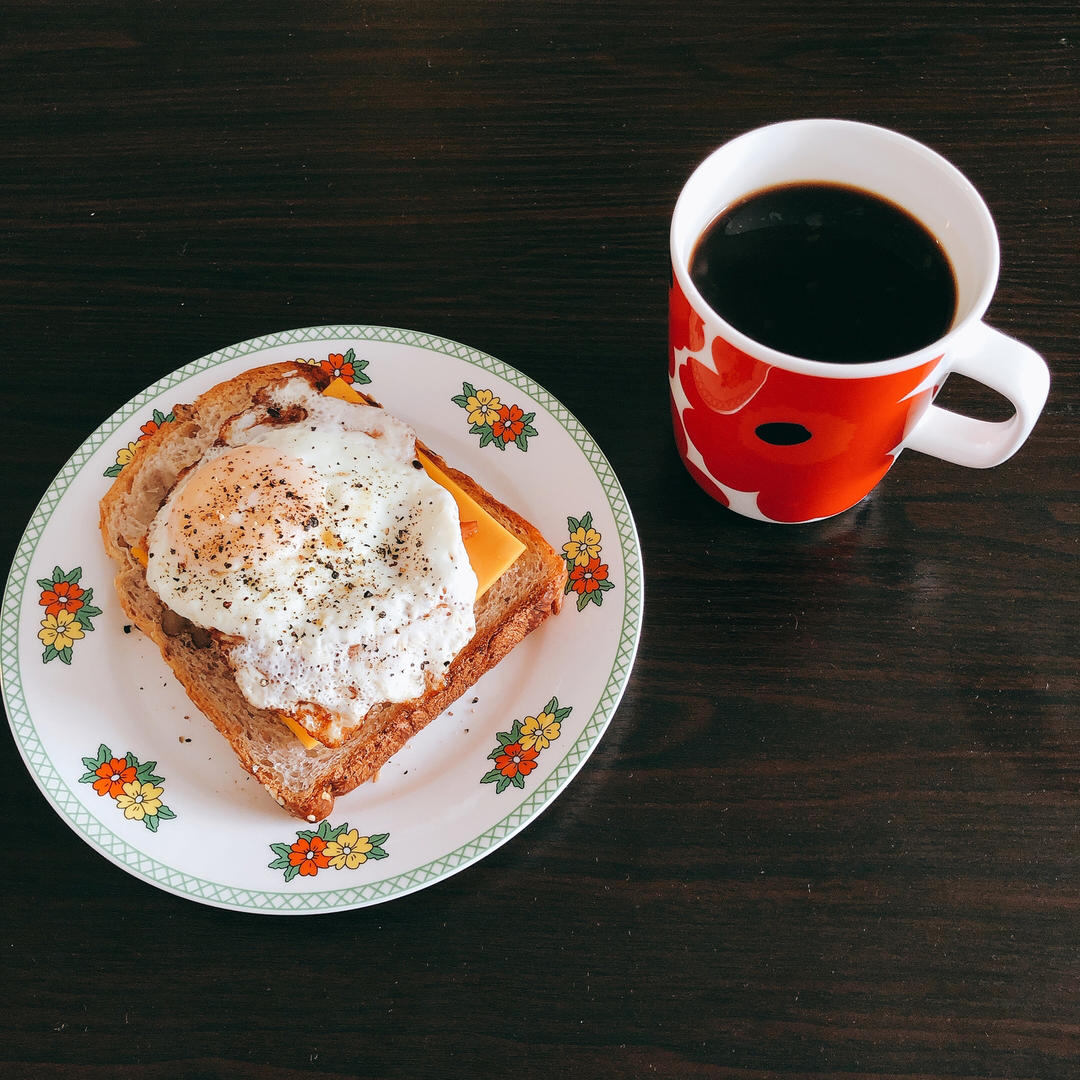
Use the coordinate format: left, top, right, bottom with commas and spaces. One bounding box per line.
165, 444, 322, 573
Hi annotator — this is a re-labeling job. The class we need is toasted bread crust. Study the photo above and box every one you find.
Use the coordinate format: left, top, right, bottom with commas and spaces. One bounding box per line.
100, 362, 566, 820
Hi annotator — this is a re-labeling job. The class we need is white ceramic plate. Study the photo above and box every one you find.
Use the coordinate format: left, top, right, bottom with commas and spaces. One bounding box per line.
2, 326, 643, 913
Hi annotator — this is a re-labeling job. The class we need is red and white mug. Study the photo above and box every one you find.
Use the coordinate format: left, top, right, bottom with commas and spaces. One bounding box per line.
669, 119, 1051, 524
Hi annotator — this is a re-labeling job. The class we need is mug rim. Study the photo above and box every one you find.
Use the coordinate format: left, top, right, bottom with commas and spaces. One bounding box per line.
670, 118, 1001, 380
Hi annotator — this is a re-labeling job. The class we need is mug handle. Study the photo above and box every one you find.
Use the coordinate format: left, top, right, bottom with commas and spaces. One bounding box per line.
903, 322, 1050, 468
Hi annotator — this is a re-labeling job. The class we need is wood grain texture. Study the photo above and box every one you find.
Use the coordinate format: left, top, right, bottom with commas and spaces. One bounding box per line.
1, 1, 1077, 1077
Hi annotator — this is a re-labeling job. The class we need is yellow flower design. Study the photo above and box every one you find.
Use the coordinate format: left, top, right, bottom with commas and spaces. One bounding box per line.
518, 710, 561, 752
114, 441, 140, 468
116, 780, 164, 821
37, 611, 85, 650
466, 388, 502, 427
563, 526, 602, 567
324, 828, 373, 870
295, 356, 320, 365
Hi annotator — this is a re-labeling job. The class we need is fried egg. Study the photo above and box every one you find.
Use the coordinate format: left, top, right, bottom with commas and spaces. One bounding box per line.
144, 377, 477, 742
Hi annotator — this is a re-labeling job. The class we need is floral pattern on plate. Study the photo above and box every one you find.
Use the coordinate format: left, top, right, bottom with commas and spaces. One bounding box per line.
562, 512, 616, 610
36, 566, 102, 664
79, 744, 177, 831
452, 381, 538, 451
295, 348, 371, 385
269, 821, 389, 882
481, 697, 572, 793
103, 409, 174, 477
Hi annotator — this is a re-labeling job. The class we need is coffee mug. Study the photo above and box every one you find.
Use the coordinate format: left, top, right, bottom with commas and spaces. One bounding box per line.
669, 119, 1051, 523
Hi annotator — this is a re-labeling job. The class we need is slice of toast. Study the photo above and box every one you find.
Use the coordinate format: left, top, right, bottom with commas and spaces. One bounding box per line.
100, 361, 566, 821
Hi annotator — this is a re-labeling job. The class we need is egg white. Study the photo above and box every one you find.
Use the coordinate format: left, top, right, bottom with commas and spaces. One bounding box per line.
145, 378, 477, 738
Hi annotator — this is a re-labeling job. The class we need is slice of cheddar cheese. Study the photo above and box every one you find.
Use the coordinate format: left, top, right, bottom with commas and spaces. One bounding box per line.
415, 450, 525, 599
280, 712, 320, 750
322, 376, 525, 599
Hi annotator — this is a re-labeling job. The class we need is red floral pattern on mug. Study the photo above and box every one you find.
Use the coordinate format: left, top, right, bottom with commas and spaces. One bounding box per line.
669, 272, 706, 376
670, 280, 941, 522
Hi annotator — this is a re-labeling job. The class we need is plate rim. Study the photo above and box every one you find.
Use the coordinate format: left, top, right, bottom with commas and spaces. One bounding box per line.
2, 324, 645, 913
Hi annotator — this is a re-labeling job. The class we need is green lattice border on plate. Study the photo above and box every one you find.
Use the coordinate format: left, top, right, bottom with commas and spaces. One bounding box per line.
1, 325, 644, 913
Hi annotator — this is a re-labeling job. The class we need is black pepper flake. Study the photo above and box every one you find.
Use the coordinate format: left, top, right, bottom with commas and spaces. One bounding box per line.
412, 459, 422, 469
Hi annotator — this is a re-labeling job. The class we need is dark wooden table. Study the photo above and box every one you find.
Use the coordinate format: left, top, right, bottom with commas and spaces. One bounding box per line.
2, 3, 1077, 1077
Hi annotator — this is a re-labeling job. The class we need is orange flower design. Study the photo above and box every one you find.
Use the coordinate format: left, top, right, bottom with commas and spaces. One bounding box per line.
562, 511, 616, 611
492, 403, 526, 444
269, 821, 389, 881
493, 742, 538, 779
104, 411, 173, 476
39, 580, 85, 616
452, 382, 537, 451
288, 835, 330, 876
79, 744, 176, 830
321, 354, 356, 383
37, 567, 102, 661
569, 557, 609, 596
482, 696, 572, 793
92, 757, 138, 798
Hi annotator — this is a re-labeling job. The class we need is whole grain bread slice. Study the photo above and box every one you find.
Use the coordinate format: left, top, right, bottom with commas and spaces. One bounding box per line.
99, 361, 566, 820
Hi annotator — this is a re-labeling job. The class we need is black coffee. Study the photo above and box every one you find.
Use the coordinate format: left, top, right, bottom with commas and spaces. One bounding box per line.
689, 182, 957, 364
